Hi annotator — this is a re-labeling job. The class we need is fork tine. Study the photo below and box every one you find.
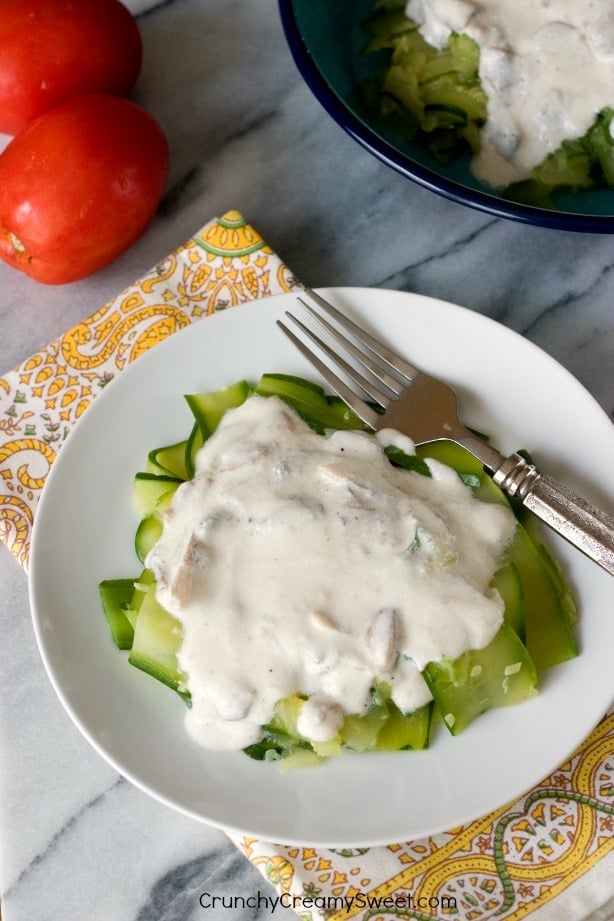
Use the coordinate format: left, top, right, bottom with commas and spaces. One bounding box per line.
301, 288, 419, 383
281, 310, 389, 406
296, 296, 402, 398
276, 318, 381, 430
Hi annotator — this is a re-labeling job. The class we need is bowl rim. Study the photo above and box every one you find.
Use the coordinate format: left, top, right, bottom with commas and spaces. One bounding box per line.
278, 0, 614, 233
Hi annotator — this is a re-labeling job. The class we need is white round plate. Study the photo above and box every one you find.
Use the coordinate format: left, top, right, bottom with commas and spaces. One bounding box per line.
29, 287, 614, 847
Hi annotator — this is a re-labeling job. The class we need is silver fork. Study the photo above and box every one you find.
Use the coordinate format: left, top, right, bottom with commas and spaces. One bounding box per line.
278, 287, 614, 576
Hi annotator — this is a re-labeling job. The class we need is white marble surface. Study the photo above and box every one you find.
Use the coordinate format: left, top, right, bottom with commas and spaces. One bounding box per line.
0, 1, 613, 920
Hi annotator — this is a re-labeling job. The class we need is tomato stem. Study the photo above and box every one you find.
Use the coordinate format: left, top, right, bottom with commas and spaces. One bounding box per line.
7, 230, 26, 253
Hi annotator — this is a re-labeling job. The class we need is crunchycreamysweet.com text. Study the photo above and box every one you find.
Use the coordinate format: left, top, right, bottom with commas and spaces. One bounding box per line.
199, 890, 457, 913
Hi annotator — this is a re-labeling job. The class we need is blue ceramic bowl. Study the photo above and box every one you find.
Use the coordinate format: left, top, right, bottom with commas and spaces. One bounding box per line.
278, 0, 614, 232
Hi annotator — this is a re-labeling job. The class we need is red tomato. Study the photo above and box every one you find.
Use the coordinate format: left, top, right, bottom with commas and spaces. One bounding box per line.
0, 0, 142, 135
0, 93, 169, 284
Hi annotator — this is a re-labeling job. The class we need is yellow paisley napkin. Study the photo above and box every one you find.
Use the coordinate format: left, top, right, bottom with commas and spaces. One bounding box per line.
1, 210, 612, 921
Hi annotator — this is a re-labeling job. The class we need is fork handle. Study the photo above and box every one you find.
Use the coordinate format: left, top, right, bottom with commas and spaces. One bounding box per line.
492, 453, 614, 576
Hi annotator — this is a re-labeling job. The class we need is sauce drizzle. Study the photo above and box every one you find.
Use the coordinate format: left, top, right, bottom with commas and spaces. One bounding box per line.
148, 396, 516, 751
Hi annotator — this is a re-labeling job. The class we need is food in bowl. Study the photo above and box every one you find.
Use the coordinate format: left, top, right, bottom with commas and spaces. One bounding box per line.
364, 0, 614, 206
98, 374, 578, 768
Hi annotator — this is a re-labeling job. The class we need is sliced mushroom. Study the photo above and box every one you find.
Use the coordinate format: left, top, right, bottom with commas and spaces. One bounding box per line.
365, 607, 400, 671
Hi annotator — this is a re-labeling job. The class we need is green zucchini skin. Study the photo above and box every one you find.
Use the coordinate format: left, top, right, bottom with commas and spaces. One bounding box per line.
133, 472, 181, 518
423, 623, 538, 736
98, 579, 136, 650
185, 378, 252, 439
98, 375, 578, 761
254, 373, 368, 432
147, 440, 190, 480
128, 580, 190, 705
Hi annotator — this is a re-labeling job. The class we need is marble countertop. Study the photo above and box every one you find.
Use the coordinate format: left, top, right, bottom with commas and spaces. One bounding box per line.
0, 1, 613, 920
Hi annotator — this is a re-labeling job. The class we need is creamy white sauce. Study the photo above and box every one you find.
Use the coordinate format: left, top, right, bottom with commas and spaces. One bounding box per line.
406, 0, 614, 187
147, 395, 516, 752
